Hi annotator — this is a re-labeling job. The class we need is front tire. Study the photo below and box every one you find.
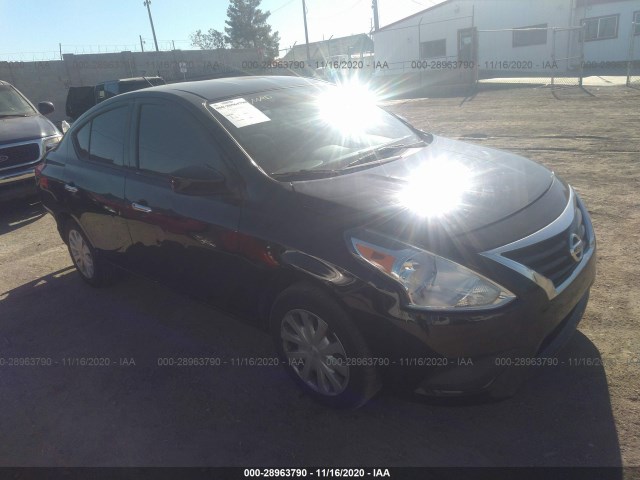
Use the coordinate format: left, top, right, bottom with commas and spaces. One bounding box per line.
270, 283, 381, 408
64, 220, 119, 287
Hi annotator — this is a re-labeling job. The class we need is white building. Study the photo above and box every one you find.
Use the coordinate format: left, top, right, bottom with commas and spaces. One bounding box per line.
372, 0, 640, 78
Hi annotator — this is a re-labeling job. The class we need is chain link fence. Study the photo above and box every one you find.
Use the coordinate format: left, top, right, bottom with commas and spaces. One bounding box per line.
476, 26, 584, 88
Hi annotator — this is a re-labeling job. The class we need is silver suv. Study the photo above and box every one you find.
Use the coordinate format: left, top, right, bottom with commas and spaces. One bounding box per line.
0, 80, 62, 200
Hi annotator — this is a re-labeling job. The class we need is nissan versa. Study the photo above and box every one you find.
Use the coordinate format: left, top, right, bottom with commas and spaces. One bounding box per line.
36, 76, 596, 408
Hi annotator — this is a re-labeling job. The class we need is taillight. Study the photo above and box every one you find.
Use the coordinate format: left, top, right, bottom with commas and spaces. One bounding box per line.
34, 162, 48, 188
34, 162, 45, 177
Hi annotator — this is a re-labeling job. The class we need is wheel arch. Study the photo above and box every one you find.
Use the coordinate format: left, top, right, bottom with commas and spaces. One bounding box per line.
257, 253, 359, 331
54, 211, 76, 242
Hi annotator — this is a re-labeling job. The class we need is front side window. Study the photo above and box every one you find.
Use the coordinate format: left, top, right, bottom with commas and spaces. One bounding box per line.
583, 15, 619, 41
74, 106, 128, 166
208, 84, 424, 178
0, 85, 37, 117
137, 103, 222, 175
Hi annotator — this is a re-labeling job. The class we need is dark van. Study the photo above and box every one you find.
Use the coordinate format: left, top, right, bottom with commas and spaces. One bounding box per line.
65, 76, 165, 121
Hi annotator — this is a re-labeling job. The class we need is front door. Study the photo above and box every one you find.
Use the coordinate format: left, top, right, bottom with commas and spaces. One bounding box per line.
123, 99, 243, 308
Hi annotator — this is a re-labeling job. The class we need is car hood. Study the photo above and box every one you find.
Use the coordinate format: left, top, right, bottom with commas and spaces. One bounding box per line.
290, 135, 555, 236
0, 115, 58, 145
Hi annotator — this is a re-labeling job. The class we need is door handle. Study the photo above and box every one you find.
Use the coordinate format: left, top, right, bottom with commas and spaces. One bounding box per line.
64, 183, 78, 193
131, 202, 152, 213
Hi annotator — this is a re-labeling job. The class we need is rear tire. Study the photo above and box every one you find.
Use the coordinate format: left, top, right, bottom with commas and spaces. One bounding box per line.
270, 283, 381, 408
64, 220, 119, 287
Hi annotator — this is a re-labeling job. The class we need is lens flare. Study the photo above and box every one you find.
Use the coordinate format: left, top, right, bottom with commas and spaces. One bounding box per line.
397, 159, 472, 217
317, 81, 380, 135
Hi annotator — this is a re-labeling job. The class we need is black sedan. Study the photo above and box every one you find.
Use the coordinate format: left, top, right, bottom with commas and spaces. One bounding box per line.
36, 76, 596, 408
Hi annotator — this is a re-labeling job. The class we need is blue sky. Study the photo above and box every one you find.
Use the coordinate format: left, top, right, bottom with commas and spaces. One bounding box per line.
0, 0, 442, 61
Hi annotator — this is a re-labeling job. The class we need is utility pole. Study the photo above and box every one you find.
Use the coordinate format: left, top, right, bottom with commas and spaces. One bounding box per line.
302, 0, 311, 64
143, 0, 159, 52
139, 35, 145, 52
372, 0, 380, 31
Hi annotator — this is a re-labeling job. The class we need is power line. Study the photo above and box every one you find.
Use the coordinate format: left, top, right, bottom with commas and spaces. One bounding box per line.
271, 0, 298, 15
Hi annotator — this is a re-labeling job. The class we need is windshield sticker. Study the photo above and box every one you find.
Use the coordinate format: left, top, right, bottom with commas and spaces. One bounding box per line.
209, 98, 271, 128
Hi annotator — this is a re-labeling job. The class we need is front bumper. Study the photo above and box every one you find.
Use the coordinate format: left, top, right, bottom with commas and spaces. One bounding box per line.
0, 167, 35, 185
0, 167, 37, 201
343, 188, 597, 398
347, 247, 595, 398
414, 287, 591, 398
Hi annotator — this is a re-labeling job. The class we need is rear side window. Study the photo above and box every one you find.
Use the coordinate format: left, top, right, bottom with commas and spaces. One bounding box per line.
75, 122, 91, 158
137, 103, 221, 175
74, 106, 128, 166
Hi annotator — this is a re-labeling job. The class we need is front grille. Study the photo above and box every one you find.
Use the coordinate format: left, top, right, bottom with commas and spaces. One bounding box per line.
502, 203, 588, 288
0, 142, 41, 171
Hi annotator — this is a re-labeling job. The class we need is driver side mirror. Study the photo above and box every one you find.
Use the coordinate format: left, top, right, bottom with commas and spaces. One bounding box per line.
170, 165, 228, 196
37, 101, 55, 116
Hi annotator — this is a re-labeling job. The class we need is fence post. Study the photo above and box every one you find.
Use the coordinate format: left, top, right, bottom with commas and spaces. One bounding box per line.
579, 25, 585, 87
628, 22, 637, 87
551, 28, 556, 87
473, 27, 479, 88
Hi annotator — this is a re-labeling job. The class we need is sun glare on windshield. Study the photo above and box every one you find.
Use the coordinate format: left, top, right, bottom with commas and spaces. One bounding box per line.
397, 159, 473, 217
317, 81, 380, 136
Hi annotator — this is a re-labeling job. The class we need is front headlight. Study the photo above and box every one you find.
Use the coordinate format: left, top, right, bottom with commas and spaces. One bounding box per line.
42, 134, 62, 155
350, 234, 515, 310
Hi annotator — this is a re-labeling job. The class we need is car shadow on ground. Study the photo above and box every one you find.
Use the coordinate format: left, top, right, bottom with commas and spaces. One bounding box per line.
0, 268, 622, 471
0, 196, 44, 235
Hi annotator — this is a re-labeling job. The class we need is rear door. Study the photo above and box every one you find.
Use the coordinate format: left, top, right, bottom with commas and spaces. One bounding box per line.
122, 97, 244, 308
62, 103, 133, 262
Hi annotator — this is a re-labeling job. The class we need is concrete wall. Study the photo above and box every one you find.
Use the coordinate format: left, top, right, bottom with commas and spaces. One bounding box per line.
0, 49, 262, 125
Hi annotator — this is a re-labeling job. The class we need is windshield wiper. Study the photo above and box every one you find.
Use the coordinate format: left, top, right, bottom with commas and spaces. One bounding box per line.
343, 140, 428, 169
270, 168, 341, 180
270, 140, 429, 179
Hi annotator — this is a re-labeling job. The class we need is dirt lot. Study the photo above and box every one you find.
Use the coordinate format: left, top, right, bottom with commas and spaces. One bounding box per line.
0, 85, 639, 471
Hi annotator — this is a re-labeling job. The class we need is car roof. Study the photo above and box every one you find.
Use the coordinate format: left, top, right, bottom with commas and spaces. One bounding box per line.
140, 76, 327, 102
105, 76, 164, 83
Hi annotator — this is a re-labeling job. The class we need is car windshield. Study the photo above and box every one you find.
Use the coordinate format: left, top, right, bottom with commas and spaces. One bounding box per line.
207, 84, 426, 178
0, 85, 37, 117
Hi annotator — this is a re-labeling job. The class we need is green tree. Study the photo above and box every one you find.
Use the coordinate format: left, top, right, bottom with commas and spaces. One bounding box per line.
224, 0, 280, 60
190, 28, 227, 50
